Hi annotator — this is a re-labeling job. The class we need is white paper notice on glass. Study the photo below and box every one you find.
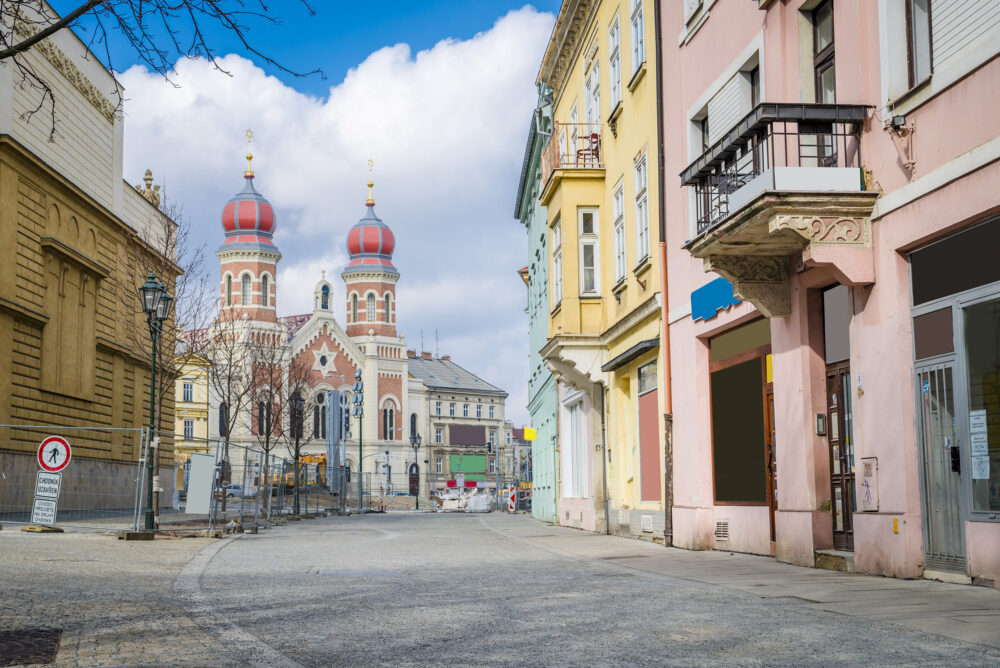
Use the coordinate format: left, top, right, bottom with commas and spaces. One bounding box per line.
970, 409, 988, 434
971, 455, 990, 480
971, 432, 989, 456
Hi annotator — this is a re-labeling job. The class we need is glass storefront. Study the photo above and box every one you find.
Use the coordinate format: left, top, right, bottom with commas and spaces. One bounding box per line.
963, 299, 1000, 513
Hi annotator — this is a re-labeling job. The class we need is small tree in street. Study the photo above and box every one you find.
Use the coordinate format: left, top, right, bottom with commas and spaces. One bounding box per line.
277, 352, 314, 516
248, 327, 293, 518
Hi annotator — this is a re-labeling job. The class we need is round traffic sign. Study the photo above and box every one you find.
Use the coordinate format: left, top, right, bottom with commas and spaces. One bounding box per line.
37, 436, 71, 472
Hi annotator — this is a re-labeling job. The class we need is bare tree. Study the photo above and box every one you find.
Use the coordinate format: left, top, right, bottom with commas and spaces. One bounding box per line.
0, 0, 322, 138
275, 350, 315, 516
117, 196, 212, 525
203, 310, 255, 514
247, 327, 289, 517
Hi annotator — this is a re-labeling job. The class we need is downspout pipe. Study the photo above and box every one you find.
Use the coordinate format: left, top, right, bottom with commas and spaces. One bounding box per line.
653, 0, 674, 547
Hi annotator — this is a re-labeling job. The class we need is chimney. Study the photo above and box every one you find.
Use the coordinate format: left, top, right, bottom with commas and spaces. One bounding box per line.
406, 349, 416, 358
421, 352, 432, 359
441, 355, 451, 361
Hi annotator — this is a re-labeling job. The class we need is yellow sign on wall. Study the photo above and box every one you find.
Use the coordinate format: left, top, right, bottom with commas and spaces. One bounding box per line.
523, 427, 537, 441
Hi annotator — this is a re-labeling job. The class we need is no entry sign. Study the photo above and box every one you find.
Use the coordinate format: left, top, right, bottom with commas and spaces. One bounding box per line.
37, 436, 71, 473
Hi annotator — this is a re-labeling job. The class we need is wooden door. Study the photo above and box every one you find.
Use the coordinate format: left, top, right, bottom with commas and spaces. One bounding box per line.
827, 362, 855, 550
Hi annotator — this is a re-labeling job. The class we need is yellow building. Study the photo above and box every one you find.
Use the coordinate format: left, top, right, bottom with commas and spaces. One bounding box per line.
174, 352, 212, 458
536, 0, 664, 537
0, 4, 178, 511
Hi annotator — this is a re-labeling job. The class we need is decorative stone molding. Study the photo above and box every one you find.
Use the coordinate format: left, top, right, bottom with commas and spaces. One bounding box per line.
706, 255, 790, 318
537, 0, 599, 95
13, 14, 117, 121
770, 214, 870, 246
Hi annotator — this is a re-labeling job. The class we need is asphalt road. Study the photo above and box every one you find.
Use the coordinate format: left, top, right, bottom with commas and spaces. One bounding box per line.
3, 513, 999, 666
193, 513, 999, 667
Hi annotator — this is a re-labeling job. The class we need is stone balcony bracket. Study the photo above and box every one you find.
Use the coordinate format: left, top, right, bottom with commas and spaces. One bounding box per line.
688, 190, 879, 317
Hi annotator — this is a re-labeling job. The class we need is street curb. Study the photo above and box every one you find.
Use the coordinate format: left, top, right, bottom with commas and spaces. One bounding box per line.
173, 532, 304, 668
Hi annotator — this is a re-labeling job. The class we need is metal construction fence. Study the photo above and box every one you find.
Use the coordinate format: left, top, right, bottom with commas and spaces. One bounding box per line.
0, 424, 150, 531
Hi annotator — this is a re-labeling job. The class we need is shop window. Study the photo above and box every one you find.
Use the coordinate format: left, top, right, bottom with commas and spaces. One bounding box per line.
911, 219, 1000, 306
964, 299, 1000, 512
710, 358, 768, 503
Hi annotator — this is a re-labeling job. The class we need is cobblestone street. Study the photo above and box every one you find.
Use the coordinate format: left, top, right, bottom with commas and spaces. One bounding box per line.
2, 514, 999, 666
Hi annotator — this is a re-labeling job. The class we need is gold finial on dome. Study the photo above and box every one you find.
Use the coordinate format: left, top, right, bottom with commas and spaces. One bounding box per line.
245, 128, 254, 177
366, 158, 375, 206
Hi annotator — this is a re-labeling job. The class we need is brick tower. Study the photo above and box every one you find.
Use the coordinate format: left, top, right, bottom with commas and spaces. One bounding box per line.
343, 171, 397, 337
217, 137, 280, 323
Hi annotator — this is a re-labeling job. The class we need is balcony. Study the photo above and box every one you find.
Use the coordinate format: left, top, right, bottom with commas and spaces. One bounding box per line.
540, 122, 604, 202
681, 103, 879, 317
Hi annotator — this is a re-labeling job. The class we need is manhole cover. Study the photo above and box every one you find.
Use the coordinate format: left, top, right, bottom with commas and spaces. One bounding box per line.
0, 628, 62, 666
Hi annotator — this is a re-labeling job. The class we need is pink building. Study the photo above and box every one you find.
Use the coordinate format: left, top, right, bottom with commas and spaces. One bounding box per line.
659, 0, 1000, 586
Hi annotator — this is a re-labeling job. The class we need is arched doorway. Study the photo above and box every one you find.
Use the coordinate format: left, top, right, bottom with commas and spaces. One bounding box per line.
408, 463, 419, 496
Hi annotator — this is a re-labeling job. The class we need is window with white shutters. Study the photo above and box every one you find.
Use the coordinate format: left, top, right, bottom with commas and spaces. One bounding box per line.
609, 17, 622, 108
613, 183, 626, 282
631, 0, 645, 72
634, 154, 650, 263
579, 209, 600, 295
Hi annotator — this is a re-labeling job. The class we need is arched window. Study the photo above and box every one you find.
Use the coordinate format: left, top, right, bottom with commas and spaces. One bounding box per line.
384, 294, 391, 323
241, 274, 251, 305
313, 392, 327, 439
351, 294, 358, 322
321, 285, 330, 310
225, 275, 232, 306
367, 294, 375, 321
382, 403, 395, 441
261, 275, 269, 307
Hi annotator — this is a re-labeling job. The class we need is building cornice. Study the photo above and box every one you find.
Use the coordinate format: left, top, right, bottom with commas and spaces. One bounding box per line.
536, 0, 599, 97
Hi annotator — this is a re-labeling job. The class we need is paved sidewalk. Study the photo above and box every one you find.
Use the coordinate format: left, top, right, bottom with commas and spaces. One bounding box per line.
481, 514, 1000, 650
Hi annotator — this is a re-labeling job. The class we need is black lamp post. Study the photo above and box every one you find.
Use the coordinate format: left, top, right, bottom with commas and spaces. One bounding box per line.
138, 272, 172, 532
409, 431, 422, 510
291, 393, 304, 515
352, 369, 364, 512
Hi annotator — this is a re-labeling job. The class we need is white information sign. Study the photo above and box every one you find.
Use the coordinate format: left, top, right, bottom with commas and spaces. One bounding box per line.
35, 471, 62, 499
31, 498, 57, 524
970, 409, 988, 434
971, 432, 989, 457
971, 455, 991, 480
185, 453, 216, 515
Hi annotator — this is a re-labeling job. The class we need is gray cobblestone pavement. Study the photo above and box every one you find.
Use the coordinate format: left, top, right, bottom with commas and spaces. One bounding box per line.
2, 514, 999, 666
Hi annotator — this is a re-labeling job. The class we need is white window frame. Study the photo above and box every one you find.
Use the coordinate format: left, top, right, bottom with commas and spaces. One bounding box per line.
609, 16, 622, 109
578, 208, 600, 295
489, 457, 496, 475
551, 218, 563, 308
476, 404, 482, 419
435, 428, 443, 444
449, 403, 456, 417
489, 405, 495, 419
463, 404, 469, 418
613, 181, 626, 283
631, 0, 646, 74
241, 273, 251, 306
366, 293, 375, 321
436, 456, 443, 473
183, 419, 194, 440
435, 401, 442, 416
182, 381, 193, 403
634, 153, 650, 264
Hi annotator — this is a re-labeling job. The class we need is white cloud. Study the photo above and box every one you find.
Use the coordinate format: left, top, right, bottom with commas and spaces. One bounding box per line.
120, 6, 554, 424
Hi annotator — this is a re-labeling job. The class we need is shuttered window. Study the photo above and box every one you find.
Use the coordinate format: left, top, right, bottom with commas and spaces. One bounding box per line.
932, 0, 1000, 73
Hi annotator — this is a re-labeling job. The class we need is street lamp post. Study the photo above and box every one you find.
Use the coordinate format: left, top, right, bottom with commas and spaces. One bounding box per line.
291, 393, 304, 515
352, 369, 364, 512
138, 272, 172, 532
409, 431, 422, 510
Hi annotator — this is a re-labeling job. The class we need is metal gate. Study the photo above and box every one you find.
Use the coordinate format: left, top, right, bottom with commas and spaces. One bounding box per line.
916, 364, 967, 572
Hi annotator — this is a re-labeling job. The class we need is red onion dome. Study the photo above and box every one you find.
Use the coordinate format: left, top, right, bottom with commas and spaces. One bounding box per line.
346, 203, 396, 273
220, 175, 277, 248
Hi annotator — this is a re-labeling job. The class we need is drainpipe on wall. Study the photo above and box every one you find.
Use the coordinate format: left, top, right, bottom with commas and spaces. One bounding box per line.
653, 0, 674, 547
599, 384, 610, 535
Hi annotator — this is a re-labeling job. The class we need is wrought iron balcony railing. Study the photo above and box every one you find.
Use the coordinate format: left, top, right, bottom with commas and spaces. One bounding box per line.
681, 103, 869, 235
541, 121, 604, 186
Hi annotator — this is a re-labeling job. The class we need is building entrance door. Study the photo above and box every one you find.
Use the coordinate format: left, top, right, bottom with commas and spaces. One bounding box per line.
408, 463, 419, 497
827, 362, 855, 550
764, 387, 777, 543
916, 364, 966, 572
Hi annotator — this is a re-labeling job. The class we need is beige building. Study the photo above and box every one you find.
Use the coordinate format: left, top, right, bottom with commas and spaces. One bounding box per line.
0, 4, 177, 509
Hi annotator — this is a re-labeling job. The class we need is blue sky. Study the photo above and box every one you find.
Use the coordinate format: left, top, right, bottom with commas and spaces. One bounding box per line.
53, 1, 561, 424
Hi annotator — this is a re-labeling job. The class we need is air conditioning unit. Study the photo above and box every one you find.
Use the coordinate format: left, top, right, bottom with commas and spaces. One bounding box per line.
618, 509, 630, 525
715, 520, 730, 541
640, 514, 654, 533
